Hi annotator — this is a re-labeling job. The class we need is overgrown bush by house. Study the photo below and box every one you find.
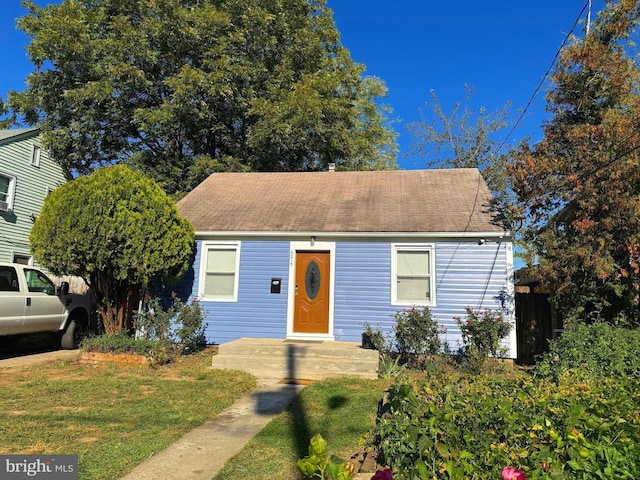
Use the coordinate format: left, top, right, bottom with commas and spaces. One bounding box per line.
535, 322, 640, 381
83, 296, 207, 366
133, 296, 207, 355
453, 307, 512, 372
393, 307, 445, 367
454, 306, 512, 357
370, 372, 640, 479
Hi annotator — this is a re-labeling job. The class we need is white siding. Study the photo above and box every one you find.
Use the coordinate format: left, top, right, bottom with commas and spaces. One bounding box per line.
0, 132, 66, 263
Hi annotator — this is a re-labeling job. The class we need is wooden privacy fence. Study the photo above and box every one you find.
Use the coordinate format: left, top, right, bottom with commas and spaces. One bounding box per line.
515, 292, 562, 365
49, 274, 89, 295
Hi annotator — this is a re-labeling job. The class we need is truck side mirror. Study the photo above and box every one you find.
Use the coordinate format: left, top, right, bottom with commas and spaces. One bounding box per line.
56, 281, 70, 296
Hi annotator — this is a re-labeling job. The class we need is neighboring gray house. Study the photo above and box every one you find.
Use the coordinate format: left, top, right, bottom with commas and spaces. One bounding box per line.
0, 128, 67, 265
176, 168, 517, 357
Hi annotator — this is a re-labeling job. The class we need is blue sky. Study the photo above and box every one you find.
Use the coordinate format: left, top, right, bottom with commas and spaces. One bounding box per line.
0, 0, 602, 169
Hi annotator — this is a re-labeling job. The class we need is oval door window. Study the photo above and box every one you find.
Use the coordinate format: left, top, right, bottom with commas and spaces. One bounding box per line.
305, 261, 321, 300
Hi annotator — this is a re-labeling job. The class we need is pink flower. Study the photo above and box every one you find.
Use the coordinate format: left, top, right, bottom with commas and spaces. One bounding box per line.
371, 467, 393, 480
502, 467, 526, 480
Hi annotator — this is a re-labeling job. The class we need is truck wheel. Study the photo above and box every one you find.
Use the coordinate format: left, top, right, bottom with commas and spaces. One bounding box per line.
61, 318, 87, 350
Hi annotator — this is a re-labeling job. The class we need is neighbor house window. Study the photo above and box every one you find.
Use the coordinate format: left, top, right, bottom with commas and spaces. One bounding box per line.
391, 244, 436, 306
31, 145, 41, 167
12, 254, 32, 265
0, 172, 16, 212
199, 242, 241, 301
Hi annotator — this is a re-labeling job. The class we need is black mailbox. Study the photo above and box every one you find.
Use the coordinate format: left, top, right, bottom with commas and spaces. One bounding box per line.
271, 278, 282, 294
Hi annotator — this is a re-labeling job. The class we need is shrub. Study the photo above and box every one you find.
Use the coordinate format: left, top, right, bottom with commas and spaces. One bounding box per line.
361, 322, 387, 352
371, 372, 640, 479
454, 307, 511, 358
134, 295, 207, 355
174, 299, 207, 353
393, 307, 445, 358
535, 322, 640, 381
133, 296, 172, 342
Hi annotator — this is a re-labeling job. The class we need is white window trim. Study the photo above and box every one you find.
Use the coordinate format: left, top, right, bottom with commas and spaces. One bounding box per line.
31, 145, 41, 168
0, 171, 16, 213
198, 241, 241, 302
391, 243, 436, 306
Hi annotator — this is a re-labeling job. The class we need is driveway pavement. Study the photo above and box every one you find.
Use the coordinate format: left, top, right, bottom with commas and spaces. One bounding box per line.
0, 348, 79, 368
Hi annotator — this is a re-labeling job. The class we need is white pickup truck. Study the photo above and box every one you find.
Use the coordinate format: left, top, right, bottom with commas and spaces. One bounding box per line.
0, 263, 96, 349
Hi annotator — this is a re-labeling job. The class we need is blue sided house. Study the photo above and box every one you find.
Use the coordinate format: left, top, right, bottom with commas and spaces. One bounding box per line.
176, 168, 517, 358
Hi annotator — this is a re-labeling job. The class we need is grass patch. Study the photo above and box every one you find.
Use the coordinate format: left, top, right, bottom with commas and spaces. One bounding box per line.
213, 377, 389, 480
0, 348, 255, 479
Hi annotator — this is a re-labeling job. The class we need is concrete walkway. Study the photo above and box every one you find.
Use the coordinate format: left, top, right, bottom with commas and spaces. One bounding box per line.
120, 378, 304, 480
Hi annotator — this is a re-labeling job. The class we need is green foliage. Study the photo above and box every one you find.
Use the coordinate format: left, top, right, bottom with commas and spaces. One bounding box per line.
393, 307, 445, 360
371, 372, 640, 479
535, 323, 640, 381
407, 86, 514, 212
508, 0, 640, 323
134, 296, 207, 355
361, 322, 387, 352
174, 299, 207, 353
30, 165, 195, 334
296, 434, 353, 480
454, 306, 512, 362
9, 0, 397, 197
378, 354, 406, 380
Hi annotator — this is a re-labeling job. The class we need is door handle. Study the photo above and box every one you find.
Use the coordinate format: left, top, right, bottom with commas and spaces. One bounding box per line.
295, 284, 299, 296
26, 298, 31, 307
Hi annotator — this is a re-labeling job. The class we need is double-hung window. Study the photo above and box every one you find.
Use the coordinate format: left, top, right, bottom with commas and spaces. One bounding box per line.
0, 172, 16, 213
392, 244, 436, 306
199, 242, 240, 301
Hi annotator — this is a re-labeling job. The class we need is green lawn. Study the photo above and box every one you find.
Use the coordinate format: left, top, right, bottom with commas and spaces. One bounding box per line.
0, 349, 255, 480
213, 377, 389, 480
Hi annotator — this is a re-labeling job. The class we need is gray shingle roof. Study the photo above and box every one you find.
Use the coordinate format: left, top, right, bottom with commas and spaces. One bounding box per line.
177, 168, 506, 234
0, 128, 39, 142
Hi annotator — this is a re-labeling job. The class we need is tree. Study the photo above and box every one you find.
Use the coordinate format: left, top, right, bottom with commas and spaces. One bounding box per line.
406, 86, 514, 208
9, 0, 397, 197
30, 165, 195, 333
508, 0, 640, 325
0, 96, 15, 129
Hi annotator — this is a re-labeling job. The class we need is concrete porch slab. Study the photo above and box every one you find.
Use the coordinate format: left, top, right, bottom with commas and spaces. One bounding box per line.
211, 337, 379, 380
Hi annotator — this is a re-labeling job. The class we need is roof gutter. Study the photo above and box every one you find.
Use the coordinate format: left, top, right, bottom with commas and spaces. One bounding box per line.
194, 230, 513, 241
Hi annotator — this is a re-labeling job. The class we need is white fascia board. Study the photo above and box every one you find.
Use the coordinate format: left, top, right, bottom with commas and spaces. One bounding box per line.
194, 230, 513, 241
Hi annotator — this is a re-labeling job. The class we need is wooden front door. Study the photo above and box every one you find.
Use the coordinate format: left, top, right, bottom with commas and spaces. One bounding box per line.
294, 251, 330, 334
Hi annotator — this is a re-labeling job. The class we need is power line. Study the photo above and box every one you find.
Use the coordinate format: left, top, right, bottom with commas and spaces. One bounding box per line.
496, 0, 591, 153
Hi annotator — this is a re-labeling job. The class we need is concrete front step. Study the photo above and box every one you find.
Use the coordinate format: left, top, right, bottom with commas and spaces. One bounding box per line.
211, 338, 379, 380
